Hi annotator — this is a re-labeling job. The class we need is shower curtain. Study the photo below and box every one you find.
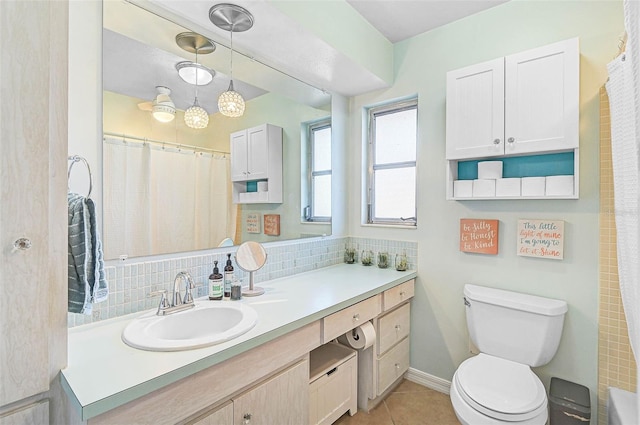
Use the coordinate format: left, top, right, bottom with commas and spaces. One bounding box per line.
606, 0, 640, 363
103, 137, 236, 259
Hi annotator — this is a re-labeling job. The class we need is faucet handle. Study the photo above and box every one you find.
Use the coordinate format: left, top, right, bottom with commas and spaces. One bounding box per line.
183, 272, 196, 305
149, 290, 170, 315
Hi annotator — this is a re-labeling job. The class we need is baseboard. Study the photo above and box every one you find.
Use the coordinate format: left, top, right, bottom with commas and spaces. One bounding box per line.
405, 368, 451, 395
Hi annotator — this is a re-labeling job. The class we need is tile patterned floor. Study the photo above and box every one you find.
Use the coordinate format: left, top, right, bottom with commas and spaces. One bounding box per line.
334, 380, 460, 425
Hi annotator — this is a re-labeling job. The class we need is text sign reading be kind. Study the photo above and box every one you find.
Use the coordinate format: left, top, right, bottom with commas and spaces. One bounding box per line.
460, 219, 499, 255
517, 219, 564, 260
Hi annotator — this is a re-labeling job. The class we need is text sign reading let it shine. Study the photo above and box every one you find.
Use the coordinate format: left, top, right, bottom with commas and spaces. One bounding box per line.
517, 219, 564, 260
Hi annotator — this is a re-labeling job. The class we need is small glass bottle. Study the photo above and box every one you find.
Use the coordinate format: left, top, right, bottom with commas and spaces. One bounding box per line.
361, 249, 373, 266
230, 277, 242, 301
377, 251, 389, 269
224, 253, 234, 298
395, 251, 408, 271
208, 260, 223, 300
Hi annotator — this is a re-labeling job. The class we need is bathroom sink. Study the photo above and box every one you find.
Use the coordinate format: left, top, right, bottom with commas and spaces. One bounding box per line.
122, 302, 258, 351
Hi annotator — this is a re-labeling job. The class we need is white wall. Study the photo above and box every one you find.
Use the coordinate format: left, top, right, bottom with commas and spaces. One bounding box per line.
347, 0, 624, 415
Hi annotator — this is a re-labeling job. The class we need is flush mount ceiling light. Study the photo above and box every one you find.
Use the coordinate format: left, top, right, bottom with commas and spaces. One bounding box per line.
176, 32, 216, 129
151, 86, 176, 123
209, 3, 254, 118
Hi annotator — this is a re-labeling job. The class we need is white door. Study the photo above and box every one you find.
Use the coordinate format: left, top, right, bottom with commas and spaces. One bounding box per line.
504, 37, 579, 155
445, 57, 505, 160
230, 130, 249, 181
247, 125, 269, 180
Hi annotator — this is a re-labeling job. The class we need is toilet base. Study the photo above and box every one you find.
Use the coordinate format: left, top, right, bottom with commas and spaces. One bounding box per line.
450, 373, 548, 425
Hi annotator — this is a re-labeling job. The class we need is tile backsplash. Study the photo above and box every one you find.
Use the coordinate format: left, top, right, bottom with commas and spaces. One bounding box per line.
68, 236, 417, 327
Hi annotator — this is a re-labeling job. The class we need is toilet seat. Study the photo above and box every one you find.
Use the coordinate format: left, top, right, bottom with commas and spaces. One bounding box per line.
455, 354, 547, 422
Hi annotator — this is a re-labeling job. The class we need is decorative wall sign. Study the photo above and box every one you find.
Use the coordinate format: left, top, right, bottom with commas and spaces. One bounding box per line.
246, 213, 260, 234
459, 219, 499, 255
517, 219, 564, 260
264, 214, 281, 236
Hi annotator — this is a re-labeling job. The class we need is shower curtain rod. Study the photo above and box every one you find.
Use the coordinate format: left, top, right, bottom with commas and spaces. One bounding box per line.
103, 132, 230, 155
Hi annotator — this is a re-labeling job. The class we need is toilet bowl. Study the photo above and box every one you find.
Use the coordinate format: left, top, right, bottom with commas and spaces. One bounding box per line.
450, 354, 547, 425
450, 285, 568, 425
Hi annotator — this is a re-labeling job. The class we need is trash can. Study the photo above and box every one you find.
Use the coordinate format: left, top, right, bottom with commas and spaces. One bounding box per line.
549, 377, 591, 424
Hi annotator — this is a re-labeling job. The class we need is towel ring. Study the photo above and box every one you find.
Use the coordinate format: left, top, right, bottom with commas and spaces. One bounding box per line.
67, 155, 93, 198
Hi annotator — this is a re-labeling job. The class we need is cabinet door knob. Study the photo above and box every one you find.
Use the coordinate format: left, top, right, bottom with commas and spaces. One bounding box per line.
399, 291, 405, 297
395, 363, 400, 369
243, 413, 252, 424
507, 137, 515, 143
395, 324, 401, 331
13, 237, 32, 251
493, 138, 501, 145
352, 313, 360, 321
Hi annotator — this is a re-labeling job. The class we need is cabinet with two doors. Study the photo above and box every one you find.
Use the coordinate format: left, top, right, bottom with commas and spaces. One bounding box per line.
230, 123, 283, 204
446, 37, 580, 200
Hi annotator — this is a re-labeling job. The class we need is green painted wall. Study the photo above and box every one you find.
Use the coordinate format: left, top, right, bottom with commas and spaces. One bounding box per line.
347, 0, 624, 415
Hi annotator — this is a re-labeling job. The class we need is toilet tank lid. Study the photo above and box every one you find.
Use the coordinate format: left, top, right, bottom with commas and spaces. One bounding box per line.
464, 284, 568, 316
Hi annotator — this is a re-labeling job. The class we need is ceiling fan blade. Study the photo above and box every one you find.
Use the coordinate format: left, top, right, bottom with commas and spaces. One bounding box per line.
137, 101, 153, 111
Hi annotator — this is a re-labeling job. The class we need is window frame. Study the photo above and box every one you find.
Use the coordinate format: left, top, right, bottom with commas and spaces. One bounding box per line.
304, 118, 332, 223
366, 99, 418, 226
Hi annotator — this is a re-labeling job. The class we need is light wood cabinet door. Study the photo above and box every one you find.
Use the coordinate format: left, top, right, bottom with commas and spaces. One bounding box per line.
445, 57, 505, 160
504, 37, 579, 155
377, 303, 411, 356
233, 359, 308, 425
377, 337, 410, 397
191, 402, 233, 425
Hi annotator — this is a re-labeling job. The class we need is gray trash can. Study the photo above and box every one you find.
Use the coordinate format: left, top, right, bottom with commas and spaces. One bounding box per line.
549, 377, 591, 424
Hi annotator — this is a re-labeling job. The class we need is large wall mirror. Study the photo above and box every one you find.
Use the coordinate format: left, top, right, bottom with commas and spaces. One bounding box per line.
102, 1, 332, 260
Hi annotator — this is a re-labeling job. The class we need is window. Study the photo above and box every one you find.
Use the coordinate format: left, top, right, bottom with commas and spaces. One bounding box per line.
303, 119, 331, 222
367, 99, 417, 226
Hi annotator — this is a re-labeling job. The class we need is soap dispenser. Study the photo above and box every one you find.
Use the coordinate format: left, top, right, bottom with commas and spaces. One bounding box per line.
224, 253, 234, 298
208, 260, 223, 300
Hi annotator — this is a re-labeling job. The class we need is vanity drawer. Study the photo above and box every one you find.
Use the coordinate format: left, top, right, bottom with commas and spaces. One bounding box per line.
322, 295, 381, 343
382, 280, 414, 312
377, 303, 411, 356
377, 337, 410, 396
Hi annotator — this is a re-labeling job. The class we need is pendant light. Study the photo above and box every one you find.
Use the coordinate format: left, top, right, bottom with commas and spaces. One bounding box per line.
175, 32, 216, 129
209, 4, 254, 118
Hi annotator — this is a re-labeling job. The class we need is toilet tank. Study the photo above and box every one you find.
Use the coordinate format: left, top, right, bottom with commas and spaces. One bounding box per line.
464, 284, 568, 367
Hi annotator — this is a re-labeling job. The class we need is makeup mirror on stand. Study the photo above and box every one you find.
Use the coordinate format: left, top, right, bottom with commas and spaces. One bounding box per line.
235, 241, 267, 296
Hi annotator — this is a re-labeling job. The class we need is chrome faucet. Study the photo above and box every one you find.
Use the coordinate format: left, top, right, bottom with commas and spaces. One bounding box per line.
149, 271, 196, 316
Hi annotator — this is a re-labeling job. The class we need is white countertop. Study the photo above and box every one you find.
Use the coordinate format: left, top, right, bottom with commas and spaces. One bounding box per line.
61, 264, 416, 421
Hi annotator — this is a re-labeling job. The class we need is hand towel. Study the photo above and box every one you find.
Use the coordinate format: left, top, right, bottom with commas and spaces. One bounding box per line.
68, 192, 108, 315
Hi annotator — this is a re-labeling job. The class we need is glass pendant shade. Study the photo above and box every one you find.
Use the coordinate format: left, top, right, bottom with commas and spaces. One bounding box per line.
218, 81, 245, 118
184, 98, 209, 129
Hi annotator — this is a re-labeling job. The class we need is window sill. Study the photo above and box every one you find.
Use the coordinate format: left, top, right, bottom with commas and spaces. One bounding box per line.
360, 223, 417, 230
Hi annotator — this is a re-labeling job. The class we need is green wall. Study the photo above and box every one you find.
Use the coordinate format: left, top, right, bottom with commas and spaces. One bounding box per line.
347, 0, 624, 415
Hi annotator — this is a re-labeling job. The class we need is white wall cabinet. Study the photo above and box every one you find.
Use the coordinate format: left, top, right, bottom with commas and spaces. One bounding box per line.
445, 38, 580, 200
231, 124, 283, 204
446, 38, 579, 159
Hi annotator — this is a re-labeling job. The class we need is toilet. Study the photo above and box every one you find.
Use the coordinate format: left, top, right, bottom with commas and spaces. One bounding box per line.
450, 284, 568, 425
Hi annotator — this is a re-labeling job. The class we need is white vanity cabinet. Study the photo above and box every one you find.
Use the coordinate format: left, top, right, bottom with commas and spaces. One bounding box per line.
445, 38, 580, 200
230, 124, 283, 204
446, 38, 579, 159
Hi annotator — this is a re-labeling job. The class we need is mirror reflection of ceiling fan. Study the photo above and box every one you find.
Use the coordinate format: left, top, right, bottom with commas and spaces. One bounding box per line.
137, 86, 176, 123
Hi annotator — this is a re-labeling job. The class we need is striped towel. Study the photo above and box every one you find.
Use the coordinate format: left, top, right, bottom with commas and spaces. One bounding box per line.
68, 192, 108, 315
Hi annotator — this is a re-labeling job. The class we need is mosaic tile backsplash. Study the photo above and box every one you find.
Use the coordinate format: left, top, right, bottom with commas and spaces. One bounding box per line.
68, 236, 418, 327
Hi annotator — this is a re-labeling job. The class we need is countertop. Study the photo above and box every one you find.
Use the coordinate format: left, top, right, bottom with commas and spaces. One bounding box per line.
61, 263, 416, 420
